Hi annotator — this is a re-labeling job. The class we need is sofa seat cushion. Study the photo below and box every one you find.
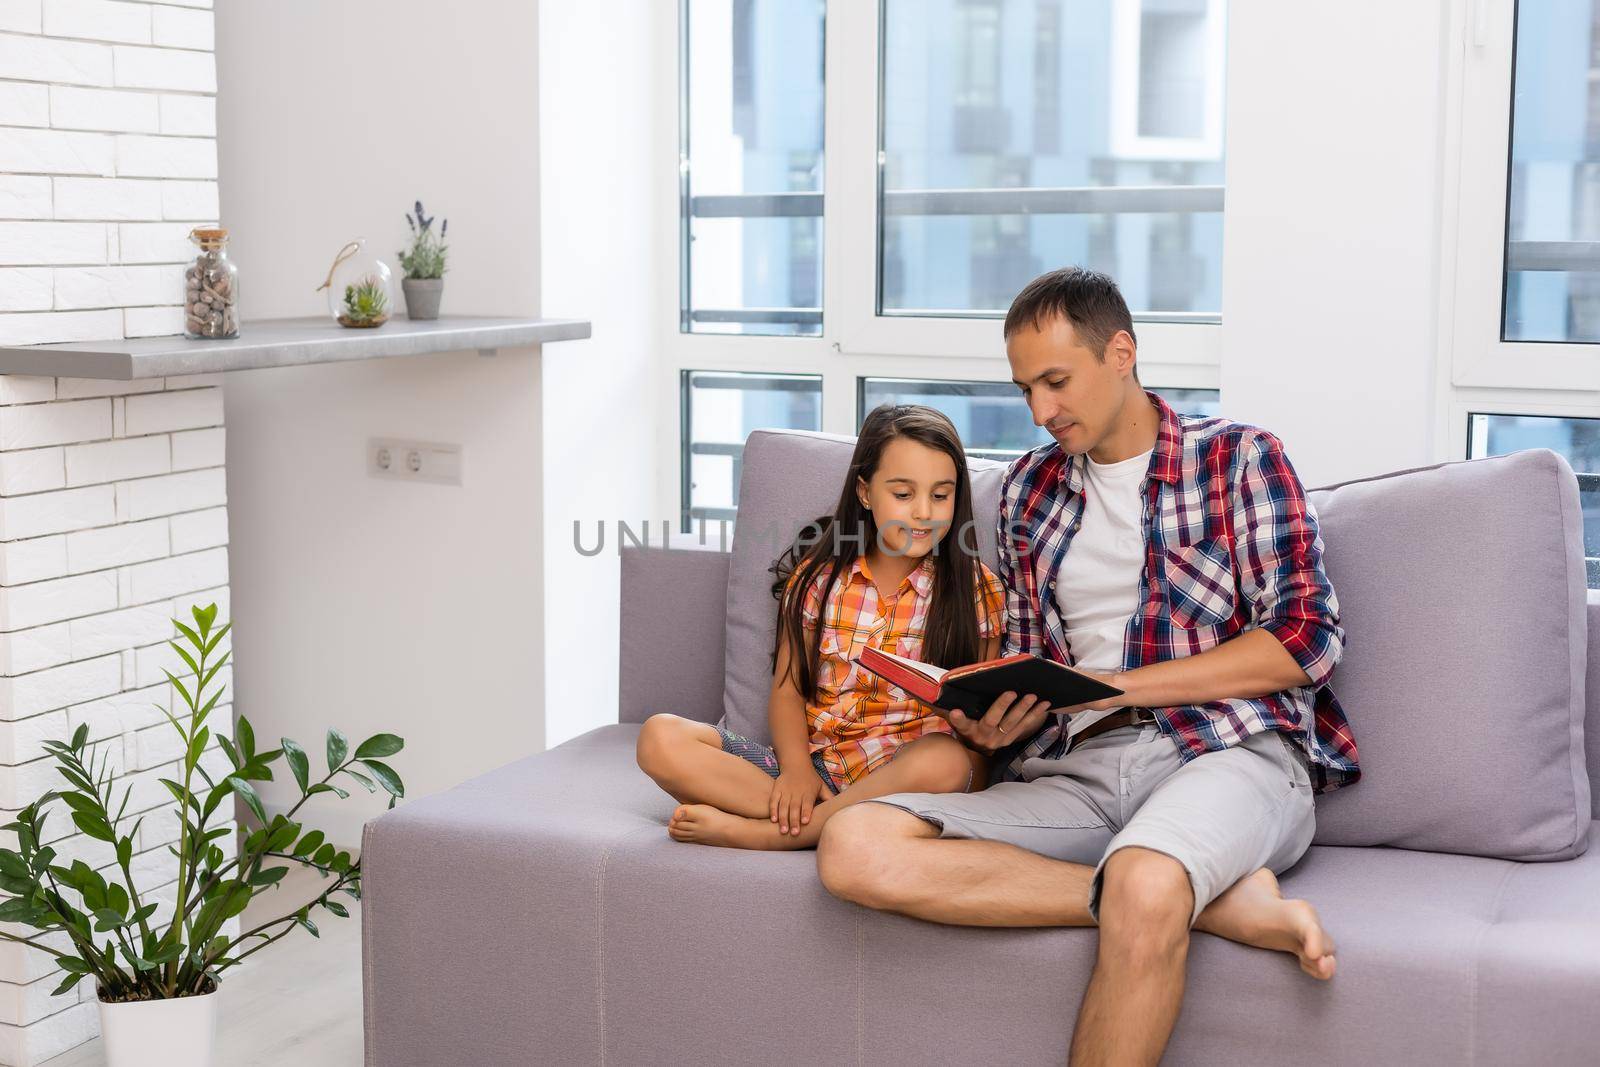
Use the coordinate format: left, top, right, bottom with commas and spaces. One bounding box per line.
363, 730, 1600, 1066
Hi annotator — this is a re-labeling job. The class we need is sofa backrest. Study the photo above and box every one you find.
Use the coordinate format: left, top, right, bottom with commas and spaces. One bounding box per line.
722, 431, 1593, 862
1305, 449, 1590, 860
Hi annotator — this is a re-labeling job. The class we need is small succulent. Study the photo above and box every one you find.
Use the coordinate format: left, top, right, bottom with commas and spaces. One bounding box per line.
340, 275, 389, 325
398, 199, 449, 280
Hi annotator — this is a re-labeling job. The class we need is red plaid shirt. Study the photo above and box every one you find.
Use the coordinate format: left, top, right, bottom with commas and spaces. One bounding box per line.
996, 391, 1359, 794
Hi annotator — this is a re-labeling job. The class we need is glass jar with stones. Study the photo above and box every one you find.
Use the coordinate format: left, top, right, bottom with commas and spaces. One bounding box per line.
184, 227, 239, 339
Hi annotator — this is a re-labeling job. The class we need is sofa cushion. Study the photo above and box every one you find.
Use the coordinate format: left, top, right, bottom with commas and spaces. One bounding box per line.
363, 729, 1600, 1065
1471, 823, 1600, 1064
1309, 449, 1590, 860
719, 429, 1003, 743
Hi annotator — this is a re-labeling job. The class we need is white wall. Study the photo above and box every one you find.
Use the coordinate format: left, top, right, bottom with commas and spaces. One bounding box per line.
1219, 0, 1450, 487
538, 0, 661, 748
214, 0, 546, 845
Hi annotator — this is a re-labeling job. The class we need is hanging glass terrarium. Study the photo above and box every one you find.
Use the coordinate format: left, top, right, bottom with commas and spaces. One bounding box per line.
317, 238, 393, 328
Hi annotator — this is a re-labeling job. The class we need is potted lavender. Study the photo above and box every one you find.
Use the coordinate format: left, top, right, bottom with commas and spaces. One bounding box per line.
398, 200, 449, 320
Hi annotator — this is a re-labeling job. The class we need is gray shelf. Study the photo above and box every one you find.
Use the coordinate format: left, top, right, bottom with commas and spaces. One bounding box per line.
0, 315, 592, 380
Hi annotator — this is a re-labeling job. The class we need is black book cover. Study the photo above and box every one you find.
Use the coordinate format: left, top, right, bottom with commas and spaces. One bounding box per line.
936, 658, 1124, 717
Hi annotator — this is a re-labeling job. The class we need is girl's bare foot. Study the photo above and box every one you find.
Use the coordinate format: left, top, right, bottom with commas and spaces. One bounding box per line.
1194, 868, 1338, 979
667, 803, 818, 850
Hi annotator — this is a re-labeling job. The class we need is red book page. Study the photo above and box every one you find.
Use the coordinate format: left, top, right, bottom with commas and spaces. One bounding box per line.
857, 646, 942, 703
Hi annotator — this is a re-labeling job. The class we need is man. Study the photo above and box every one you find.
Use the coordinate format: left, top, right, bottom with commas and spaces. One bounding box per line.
815, 267, 1360, 1066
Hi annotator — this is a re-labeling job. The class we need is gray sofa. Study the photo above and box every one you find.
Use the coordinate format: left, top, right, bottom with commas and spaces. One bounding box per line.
362, 429, 1600, 1065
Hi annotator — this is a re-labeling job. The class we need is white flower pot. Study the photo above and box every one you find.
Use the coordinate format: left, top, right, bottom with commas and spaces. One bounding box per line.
97, 984, 218, 1067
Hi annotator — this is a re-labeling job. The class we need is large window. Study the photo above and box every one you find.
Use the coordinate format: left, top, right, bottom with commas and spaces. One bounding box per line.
681, 371, 823, 528
1448, 2, 1600, 589
879, 0, 1227, 320
680, 0, 826, 336
1502, 1, 1600, 343
1452, 0, 1600, 389
666, 0, 1226, 529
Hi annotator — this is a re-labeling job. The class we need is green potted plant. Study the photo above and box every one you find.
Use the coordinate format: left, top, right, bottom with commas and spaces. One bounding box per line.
0, 604, 405, 1067
338, 273, 390, 328
398, 199, 448, 320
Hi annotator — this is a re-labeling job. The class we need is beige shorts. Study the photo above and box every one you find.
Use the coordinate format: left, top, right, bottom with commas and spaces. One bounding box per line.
866, 719, 1316, 927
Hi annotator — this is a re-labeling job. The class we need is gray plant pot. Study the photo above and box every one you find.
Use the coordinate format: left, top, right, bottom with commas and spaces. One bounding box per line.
402, 277, 444, 320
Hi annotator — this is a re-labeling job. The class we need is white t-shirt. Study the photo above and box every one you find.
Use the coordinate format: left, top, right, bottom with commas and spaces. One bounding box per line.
1053, 447, 1152, 738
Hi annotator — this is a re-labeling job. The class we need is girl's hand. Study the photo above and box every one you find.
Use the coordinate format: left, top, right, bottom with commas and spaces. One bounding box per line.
770, 768, 828, 835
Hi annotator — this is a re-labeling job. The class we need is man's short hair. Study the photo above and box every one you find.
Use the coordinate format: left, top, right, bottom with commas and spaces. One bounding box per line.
1003, 267, 1139, 358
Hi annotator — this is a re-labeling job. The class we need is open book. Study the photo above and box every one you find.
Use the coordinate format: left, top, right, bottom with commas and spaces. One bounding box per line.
857, 646, 1124, 717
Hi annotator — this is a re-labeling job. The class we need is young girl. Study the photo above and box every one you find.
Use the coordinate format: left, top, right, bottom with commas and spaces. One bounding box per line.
636, 404, 1009, 850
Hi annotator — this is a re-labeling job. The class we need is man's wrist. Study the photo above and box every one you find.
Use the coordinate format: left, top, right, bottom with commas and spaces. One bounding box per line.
1112, 666, 1148, 708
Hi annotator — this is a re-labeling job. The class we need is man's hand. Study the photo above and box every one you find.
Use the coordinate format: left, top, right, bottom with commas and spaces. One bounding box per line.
948, 692, 1052, 756
770, 767, 829, 836
947, 672, 1127, 756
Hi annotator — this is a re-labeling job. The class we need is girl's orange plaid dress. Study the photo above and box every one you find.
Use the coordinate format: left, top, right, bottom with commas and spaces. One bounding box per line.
793, 554, 1006, 789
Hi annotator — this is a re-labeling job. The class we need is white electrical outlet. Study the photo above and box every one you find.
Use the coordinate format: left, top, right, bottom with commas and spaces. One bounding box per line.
368, 438, 463, 486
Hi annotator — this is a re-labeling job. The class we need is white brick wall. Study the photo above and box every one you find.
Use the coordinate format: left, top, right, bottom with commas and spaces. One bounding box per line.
49, 85, 158, 133
0, 377, 229, 1063
0, 8, 228, 1059
0, 0, 218, 350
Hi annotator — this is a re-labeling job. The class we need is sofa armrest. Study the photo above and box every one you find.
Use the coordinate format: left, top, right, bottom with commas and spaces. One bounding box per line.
619, 543, 730, 725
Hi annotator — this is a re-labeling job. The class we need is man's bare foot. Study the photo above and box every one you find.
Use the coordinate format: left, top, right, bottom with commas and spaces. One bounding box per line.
1194, 868, 1337, 979
667, 804, 817, 850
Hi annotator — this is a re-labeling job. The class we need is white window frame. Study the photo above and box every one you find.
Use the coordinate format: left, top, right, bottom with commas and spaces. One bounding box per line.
1109, 0, 1228, 163
1443, 0, 1600, 393
655, 0, 1224, 529
825, 0, 1223, 362
1444, 387, 1600, 465
1429, 0, 1600, 592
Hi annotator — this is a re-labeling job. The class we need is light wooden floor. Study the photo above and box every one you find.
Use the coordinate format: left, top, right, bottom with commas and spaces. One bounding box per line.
41, 864, 364, 1066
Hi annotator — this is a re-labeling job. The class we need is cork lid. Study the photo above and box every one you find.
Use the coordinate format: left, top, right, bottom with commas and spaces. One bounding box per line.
189, 227, 229, 247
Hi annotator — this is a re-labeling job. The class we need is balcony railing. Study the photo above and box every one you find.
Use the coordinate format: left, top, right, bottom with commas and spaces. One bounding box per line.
1505, 241, 1600, 273
684, 185, 1225, 328
688, 185, 1226, 218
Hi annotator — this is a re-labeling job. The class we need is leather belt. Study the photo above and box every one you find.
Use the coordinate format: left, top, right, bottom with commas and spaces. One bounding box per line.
1062, 708, 1156, 754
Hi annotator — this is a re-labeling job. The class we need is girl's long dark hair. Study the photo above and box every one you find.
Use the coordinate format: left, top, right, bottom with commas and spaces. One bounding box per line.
769, 404, 982, 701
